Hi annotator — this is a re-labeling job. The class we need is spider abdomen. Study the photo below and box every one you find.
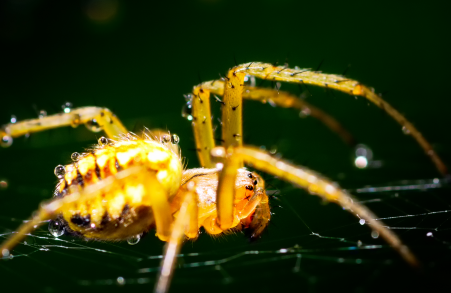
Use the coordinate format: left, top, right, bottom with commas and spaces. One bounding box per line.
54, 138, 182, 240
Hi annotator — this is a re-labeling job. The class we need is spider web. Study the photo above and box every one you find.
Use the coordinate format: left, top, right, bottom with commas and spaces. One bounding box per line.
0, 150, 450, 293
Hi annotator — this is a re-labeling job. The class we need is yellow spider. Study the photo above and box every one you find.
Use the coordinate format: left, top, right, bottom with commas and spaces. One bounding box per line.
0, 62, 446, 293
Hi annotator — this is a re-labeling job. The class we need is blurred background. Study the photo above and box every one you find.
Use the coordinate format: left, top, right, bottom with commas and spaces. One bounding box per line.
0, 0, 450, 292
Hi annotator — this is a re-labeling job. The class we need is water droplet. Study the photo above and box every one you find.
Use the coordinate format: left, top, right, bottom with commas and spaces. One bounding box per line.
62, 102, 73, 113
54, 165, 66, 179
10, 115, 17, 124
159, 134, 170, 144
171, 134, 180, 144
2, 249, 10, 257
48, 219, 65, 237
116, 277, 125, 285
127, 234, 141, 245
269, 147, 277, 155
0, 134, 13, 148
357, 240, 362, 247
211, 147, 226, 158
85, 119, 102, 132
371, 231, 379, 239
71, 114, 81, 128
98, 136, 108, 146
402, 126, 410, 135
215, 162, 224, 170
0, 180, 8, 189
355, 156, 368, 169
426, 232, 434, 237
433, 178, 439, 184
299, 107, 311, 118
183, 93, 193, 102
181, 102, 193, 121
71, 152, 81, 161
359, 219, 366, 225
39, 110, 47, 118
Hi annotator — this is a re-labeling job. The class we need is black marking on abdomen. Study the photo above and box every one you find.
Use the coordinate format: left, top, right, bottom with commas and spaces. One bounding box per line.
75, 166, 85, 187
115, 159, 123, 172
117, 204, 130, 225
100, 212, 111, 227
71, 214, 91, 227
55, 179, 69, 198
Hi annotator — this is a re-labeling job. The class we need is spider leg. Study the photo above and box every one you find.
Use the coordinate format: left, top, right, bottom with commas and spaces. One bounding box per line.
189, 87, 216, 168
212, 146, 420, 268
1, 107, 128, 146
0, 166, 144, 255
227, 62, 446, 176
198, 80, 356, 146
155, 183, 198, 293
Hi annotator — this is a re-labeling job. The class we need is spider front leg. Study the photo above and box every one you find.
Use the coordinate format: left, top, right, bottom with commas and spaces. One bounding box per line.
1, 106, 128, 147
230, 62, 447, 176
212, 146, 419, 268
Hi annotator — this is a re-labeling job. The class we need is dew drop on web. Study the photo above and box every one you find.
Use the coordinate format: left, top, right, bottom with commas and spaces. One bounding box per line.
48, 219, 65, 237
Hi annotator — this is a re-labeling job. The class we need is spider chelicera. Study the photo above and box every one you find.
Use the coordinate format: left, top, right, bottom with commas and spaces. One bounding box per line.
1, 62, 445, 293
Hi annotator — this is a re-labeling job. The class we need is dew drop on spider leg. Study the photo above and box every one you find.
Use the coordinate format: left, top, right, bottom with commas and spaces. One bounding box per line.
402, 126, 411, 135
181, 101, 193, 121
0, 134, 13, 148
10, 115, 17, 124
54, 165, 66, 179
371, 231, 380, 239
39, 110, 47, 118
85, 119, 102, 132
62, 102, 73, 113
48, 219, 65, 237
127, 234, 141, 245
299, 107, 311, 118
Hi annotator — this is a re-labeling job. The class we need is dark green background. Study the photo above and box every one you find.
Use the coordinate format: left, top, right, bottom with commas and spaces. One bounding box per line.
1, 0, 450, 292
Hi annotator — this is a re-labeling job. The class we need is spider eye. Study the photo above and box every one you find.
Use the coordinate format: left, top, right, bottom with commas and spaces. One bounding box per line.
253, 180, 258, 185
245, 185, 254, 191
248, 173, 253, 178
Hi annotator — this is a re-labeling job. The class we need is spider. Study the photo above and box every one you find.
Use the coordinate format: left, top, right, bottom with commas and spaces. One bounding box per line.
0, 62, 446, 293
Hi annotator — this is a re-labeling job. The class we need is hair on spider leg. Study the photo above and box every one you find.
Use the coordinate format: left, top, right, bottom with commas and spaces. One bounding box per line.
324, 84, 338, 99
314, 58, 325, 73
341, 64, 351, 77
